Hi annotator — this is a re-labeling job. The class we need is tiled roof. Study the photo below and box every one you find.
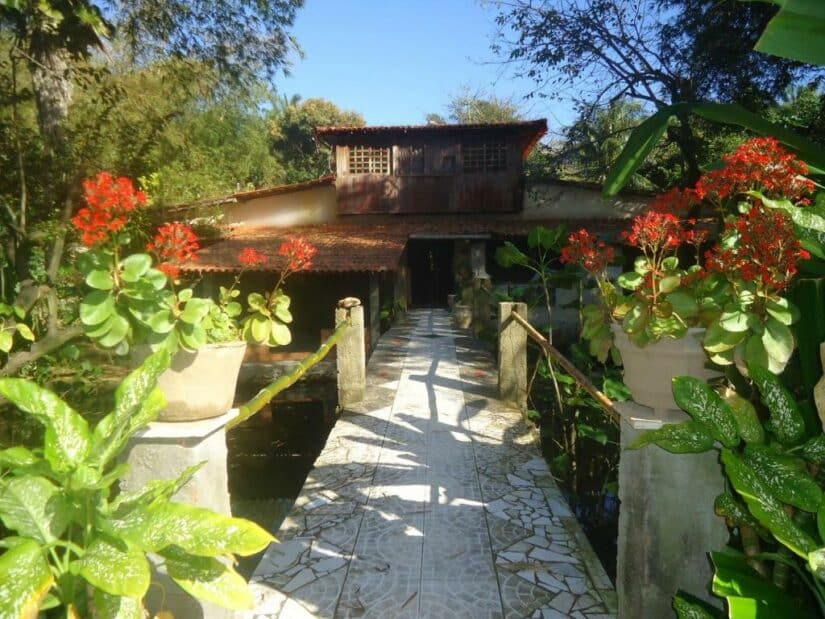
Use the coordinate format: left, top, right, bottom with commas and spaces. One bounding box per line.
231, 175, 335, 201
183, 216, 630, 274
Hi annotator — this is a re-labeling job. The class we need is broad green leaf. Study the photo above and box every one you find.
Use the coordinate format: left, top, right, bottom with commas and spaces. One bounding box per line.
808, 547, 825, 582
90, 588, 144, 619
801, 434, 825, 464
0, 476, 70, 543
666, 291, 699, 319
244, 314, 271, 344
721, 449, 817, 556
15, 323, 34, 342
744, 445, 822, 512
494, 241, 529, 267
97, 314, 130, 348
714, 492, 768, 536
661, 256, 679, 271
110, 501, 274, 556
143, 267, 167, 291
761, 317, 794, 365
109, 462, 205, 515
80, 290, 116, 326
673, 590, 721, 619
0, 378, 90, 470
629, 421, 716, 454
180, 298, 211, 325
145, 310, 175, 334
164, 548, 254, 610
269, 322, 292, 346
178, 324, 207, 351
120, 253, 152, 283
722, 391, 765, 444
711, 549, 815, 619
85, 268, 114, 290
577, 423, 608, 445
719, 308, 751, 333
274, 304, 292, 324
617, 271, 643, 291
246, 292, 266, 311
527, 225, 564, 251
178, 288, 193, 302
671, 377, 739, 448
659, 275, 681, 294
0, 330, 13, 353
0, 446, 37, 469
0, 539, 53, 618
622, 303, 648, 334
77, 537, 150, 598
703, 322, 746, 353
754, 0, 825, 65
603, 378, 631, 401
765, 298, 800, 326
749, 364, 805, 445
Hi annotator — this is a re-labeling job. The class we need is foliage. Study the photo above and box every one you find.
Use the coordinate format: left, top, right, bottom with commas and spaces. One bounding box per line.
633, 369, 825, 617
269, 97, 365, 182
430, 86, 523, 125
0, 349, 274, 615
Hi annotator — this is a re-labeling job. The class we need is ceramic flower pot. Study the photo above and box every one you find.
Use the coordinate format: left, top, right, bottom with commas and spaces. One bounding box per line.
612, 324, 717, 413
135, 341, 247, 422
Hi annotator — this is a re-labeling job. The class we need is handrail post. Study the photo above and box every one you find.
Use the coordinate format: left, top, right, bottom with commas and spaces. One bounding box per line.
336, 297, 366, 406
498, 301, 528, 410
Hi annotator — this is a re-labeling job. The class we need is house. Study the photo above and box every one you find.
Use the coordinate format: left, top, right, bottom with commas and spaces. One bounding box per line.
180, 120, 650, 357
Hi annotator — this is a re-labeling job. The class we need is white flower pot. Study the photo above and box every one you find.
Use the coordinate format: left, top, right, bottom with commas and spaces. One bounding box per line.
135, 341, 247, 422
612, 325, 717, 413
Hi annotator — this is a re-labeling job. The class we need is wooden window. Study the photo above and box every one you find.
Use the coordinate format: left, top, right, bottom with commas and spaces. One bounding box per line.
396, 145, 425, 175
462, 141, 506, 172
348, 146, 391, 174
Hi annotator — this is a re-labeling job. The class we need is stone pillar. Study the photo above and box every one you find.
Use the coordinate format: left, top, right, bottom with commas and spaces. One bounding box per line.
120, 409, 237, 619
498, 302, 528, 409
336, 298, 366, 406
616, 401, 727, 618
368, 273, 380, 354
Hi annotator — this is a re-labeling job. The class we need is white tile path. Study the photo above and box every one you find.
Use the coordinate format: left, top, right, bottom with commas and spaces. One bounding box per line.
243, 310, 616, 618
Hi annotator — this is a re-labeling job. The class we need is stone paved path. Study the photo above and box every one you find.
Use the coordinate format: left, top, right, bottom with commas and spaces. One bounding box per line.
244, 310, 616, 618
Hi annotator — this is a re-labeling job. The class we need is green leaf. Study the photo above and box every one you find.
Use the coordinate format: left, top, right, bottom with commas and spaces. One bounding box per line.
244, 314, 271, 344
0, 539, 53, 618
110, 501, 275, 556
269, 321, 292, 346
0, 331, 13, 353
0, 476, 70, 543
494, 241, 530, 268
714, 492, 768, 536
801, 434, 825, 464
178, 323, 207, 351
661, 256, 679, 271
77, 537, 151, 598
0, 446, 38, 469
178, 288, 193, 303
163, 548, 254, 610
146, 309, 176, 334
749, 364, 806, 445
721, 449, 817, 557
120, 253, 152, 283
97, 314, 130, 348
754, 0, 825, 65
808, 547, 825, 582
15, 323, 34, 342
527, 225, 565, 251
86, 268, 114, 290
142, 267, 167, 291
744, 445, 822, 512
629, 421, 716, 454
761, 317, 794, 365
603, 378, 631, 401
180, 298, 211, 325
666, 291, 699, 319
622, 303, 649, 335
659, 275, 682, 294
703, 322, 746, 353
80, 290, 116, 326
722, 391, 765, 444
109, 462, 205, 515
765, 298, 800, 326
90, 588, 144, 619
671, 377, 739, 448
617, 271, 643, 291
246, 292, 266, 311
719, 308, 752, 333
0, 378, 91, 470
673, 590, 721, 619
711, 549, 815, 619
577, 423, 608, 445
274, 303, 293, 324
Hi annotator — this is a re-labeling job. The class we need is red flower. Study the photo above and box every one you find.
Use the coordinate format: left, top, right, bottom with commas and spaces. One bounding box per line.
622, 211, 683, 253
277, 237, 317, 273
72, 172, 148, 247
649, 187, 698, 215
560, 229, 614, 275
147, 222, 200, 279
238, 247, 267, 267
695, 137, 813, 203
705, 206, 805, 292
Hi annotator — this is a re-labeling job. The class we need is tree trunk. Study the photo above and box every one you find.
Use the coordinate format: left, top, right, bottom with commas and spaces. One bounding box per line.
28, 34, 73, 157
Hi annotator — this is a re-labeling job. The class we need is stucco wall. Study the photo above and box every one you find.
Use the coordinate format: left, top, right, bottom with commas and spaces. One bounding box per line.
522, 182, 649, 220
224, 185, 338, 228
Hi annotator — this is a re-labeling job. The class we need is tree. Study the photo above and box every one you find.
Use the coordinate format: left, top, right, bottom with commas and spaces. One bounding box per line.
431, 86, 523, 124
492, 0, 817, 184
269, 97, 365, 182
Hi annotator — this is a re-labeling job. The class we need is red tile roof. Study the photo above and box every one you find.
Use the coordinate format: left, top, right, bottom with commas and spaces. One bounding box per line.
231, 175, 335, 201
183, 216, 630, 274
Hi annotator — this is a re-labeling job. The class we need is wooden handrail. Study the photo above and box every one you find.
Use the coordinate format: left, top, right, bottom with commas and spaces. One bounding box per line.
508, 309, 621, 425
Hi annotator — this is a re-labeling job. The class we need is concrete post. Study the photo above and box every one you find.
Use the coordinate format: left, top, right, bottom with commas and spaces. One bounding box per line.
472, 275, 492, 336
368, 273, 380, 353
498, 302, 528, 409
616, 401, 727, 617
120, 409, 237, 619
336, 298, 366, 406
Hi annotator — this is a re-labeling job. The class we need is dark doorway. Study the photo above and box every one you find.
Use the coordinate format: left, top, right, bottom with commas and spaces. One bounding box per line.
408, 239, 454, 307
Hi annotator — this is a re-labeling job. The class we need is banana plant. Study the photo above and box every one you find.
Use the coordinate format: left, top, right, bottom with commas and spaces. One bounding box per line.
0, 350, 274, 616
632, 367, 825, 617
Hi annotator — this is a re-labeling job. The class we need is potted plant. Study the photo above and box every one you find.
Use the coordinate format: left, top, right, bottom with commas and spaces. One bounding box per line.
73, 172, 317, 421
0, 349, 274, 616
562, 137, 812, 411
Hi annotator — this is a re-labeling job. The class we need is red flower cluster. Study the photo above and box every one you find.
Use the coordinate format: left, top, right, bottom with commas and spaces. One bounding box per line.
72, 172, 148, 247
695, 137, 814, 203
649, 187, 697, 215
622, 211, 683, 253
277, 237, 317, 273
560, 229, 614, 275
705, 206, 809, 292
238, 247, 267, 267
146, 222, 200, 280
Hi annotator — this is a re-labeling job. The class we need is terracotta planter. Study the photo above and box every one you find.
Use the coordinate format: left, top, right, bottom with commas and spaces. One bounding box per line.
135, 341, 247, 422
612, 325, 717, 413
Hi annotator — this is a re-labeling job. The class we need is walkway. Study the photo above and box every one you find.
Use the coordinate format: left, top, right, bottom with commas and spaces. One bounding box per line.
244, 310, 616, 618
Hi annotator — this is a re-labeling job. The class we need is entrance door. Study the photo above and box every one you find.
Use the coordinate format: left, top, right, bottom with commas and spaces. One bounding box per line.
407, 240, 454, 308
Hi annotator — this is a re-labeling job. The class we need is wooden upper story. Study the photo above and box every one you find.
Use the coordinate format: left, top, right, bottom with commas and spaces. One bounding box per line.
315, 120, 547, 215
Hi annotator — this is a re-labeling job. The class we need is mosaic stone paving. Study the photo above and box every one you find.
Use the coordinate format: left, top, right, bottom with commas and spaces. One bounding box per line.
243, 310, 616, 618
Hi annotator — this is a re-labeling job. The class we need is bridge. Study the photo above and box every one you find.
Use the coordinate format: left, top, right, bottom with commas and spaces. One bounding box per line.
243, 309, 616, 619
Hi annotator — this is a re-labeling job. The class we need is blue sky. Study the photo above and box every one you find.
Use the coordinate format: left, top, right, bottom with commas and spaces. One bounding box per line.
279, 0, 575, 133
